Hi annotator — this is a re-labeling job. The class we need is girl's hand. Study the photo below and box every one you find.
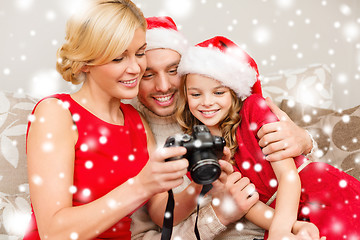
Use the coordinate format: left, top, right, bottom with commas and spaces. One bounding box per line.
211, 168, 259, 226
268, 231, 311, 240
220, 146, 232, 162
209, 159, 233, 196
207, 146, 233, 196
269, 230, 322, 240
293, 221, 327, 240
134, 146, 189, 198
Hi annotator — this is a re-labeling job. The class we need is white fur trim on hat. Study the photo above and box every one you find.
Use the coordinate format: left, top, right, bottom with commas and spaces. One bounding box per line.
177, 46, 257, 98
146, 28, 188, 55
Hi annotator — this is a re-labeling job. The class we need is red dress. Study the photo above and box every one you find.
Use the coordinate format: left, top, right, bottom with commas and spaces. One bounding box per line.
234, 94, 360, 240
24, 94, 149, 239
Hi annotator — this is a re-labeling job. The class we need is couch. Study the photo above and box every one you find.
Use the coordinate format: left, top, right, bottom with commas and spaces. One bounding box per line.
0, 64, 359, 239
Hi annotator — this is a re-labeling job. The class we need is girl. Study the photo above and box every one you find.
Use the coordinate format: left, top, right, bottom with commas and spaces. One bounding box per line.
23, 1, 199, 239
176, 36, 360, 240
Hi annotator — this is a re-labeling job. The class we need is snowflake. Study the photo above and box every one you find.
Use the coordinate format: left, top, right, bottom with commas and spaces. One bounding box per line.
164, 211, 172, 219
339, 179, 347, 188
80, 143, 88, 152
99, 136, 107, 144
128, 154, 135, 161
70, 232, 79, 240
85, 160, 93, 169
82, 188, 91, 197
235, 222, 244, 231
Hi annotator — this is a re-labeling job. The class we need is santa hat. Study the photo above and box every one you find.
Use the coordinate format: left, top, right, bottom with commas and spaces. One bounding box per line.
146, 16, 188, 54
177, 36, 262, 98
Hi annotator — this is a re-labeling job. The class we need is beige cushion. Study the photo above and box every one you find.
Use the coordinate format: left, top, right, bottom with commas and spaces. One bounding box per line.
0, 91, 36, 236
280, 99, 360, 181
262, 64, 334, 109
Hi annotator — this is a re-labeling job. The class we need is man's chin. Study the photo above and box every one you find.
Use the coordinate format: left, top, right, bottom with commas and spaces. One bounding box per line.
151, 107, 176, 118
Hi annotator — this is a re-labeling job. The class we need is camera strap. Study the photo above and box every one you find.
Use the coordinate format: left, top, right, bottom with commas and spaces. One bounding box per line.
161, 184, 213, 240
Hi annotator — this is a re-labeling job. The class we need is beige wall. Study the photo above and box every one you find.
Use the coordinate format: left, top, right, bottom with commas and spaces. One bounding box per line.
0, 0, 359, 109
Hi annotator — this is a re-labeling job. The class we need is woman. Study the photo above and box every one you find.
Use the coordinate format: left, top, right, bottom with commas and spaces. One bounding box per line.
23, 1, 193, 239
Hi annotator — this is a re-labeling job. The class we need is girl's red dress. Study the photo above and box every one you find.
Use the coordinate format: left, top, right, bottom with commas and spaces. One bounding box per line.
234, 94, 360, 240
23, 94, 149, 239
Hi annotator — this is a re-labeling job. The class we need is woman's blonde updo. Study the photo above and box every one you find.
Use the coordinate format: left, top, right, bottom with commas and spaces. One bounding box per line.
56, 0, 146, 84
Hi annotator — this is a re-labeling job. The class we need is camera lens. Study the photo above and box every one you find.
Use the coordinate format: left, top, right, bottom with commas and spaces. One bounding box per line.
190, 159, 221, 185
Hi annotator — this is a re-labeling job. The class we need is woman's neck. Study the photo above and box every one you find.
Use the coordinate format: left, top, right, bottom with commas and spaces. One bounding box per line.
71, 87, 123, 125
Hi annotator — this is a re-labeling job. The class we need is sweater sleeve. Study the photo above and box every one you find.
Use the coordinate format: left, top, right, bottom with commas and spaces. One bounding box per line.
130, 206, 161, 240
171, 203, 227, 240
131, 203, 226, 240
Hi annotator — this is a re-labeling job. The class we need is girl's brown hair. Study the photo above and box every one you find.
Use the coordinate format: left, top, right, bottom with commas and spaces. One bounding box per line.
176, 75, 243, 159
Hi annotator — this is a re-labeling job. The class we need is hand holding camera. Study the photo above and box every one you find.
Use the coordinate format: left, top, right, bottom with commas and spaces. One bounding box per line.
164, 125, 226, 185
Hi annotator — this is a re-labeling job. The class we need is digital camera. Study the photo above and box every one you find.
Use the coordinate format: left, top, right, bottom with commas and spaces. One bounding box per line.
164, 125, 225, 185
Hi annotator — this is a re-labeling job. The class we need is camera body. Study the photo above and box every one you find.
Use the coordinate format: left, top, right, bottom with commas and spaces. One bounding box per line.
164, 125, 225, 185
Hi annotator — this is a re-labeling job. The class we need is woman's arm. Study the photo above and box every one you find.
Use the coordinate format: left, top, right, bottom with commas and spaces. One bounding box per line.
28, 99, 189, 240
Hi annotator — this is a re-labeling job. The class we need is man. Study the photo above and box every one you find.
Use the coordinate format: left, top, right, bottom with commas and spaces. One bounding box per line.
130, 16, 318, 240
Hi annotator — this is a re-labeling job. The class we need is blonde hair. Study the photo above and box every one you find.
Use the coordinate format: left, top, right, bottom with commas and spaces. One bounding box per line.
56, 0, 146, 84
176, 75, 243, 159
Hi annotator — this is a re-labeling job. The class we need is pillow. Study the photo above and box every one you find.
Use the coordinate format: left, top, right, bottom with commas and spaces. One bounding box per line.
262, 64, 334, 109
0, 193, 31, 238
0, 91, 37, 236
280, 99, 360, 181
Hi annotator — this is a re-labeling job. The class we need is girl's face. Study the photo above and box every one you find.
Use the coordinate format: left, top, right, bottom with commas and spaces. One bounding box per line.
186, 74, 232, 133
83, 28, 147, 100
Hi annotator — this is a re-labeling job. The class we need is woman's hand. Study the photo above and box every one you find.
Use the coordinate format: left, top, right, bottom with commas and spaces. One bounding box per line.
134, 146, 189, 198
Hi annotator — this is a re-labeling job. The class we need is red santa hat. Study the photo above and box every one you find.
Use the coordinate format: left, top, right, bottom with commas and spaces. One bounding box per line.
146, 16, 188, 54
177, 36, 262, 98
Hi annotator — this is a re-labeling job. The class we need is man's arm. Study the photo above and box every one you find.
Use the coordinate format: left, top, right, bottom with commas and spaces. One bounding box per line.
257, 97, 318, 161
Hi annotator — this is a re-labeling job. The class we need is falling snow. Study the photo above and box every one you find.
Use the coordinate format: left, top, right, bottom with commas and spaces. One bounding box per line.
0, 0, 360, 238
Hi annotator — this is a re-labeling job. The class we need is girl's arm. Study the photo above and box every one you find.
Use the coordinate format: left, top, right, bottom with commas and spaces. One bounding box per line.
243, 158, 301, 237
28, 99, 188, 240
244, 198, 324, 239
268, 158, 301, 237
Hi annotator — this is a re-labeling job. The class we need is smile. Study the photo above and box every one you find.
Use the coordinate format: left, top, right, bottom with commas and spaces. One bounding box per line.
119, 78, 138, 87
199, 109, 219, 117
153, 93, 174, 106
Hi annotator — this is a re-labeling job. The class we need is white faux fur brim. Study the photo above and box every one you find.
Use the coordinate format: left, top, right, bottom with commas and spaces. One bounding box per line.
146, 28, 188, 54
177, 46, 257, 98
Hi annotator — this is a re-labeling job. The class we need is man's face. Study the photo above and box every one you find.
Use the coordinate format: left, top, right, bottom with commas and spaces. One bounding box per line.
138, 48, 181, 117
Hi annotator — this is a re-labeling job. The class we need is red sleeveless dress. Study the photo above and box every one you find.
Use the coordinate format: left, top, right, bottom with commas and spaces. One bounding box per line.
234, 94, 360, 240
23, 94, 149, 239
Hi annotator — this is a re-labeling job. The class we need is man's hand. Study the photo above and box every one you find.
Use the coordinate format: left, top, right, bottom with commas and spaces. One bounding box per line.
257, 97, 313, 161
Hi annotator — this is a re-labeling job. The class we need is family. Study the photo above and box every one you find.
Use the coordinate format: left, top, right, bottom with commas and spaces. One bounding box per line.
23, 0, 360, 240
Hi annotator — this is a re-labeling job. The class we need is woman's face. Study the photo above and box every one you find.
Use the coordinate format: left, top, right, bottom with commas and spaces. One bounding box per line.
186, 74, 232, 133
83, 28, 147, 100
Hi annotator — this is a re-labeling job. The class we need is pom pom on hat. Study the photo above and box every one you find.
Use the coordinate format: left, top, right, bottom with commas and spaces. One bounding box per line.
146, 16, 188, 54
178, 36, 262, 98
